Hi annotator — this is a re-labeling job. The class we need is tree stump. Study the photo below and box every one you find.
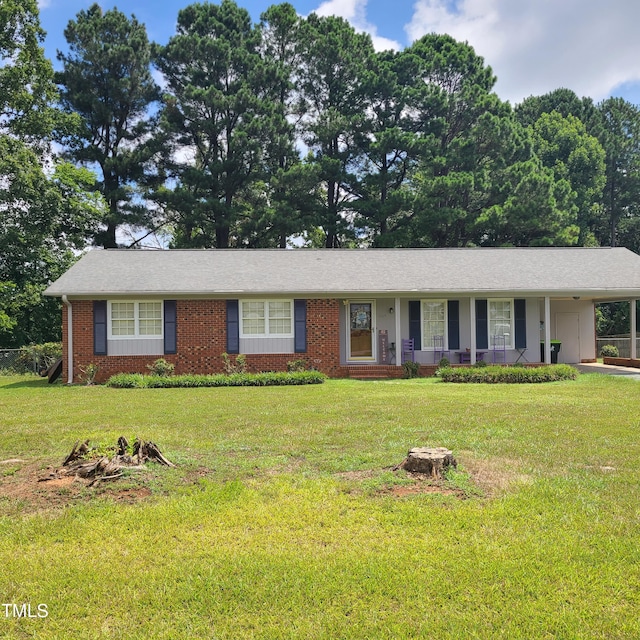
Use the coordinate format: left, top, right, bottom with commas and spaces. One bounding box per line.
401, 447, 457, 478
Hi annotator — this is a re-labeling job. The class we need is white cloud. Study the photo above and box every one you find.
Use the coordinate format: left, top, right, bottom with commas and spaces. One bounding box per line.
313, 0, 401, 51
406, 0, 640, 104
37, 0, 52, 8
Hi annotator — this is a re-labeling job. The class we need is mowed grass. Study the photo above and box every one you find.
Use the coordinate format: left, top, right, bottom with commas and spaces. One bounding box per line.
1, 373, 640, 639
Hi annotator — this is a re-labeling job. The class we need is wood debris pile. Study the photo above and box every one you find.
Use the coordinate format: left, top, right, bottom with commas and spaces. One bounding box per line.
39, 436, 175, 487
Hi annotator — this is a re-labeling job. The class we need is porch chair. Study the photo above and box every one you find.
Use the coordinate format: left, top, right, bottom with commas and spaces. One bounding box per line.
401, 338, 415, 363
491, 334, 507, 364
432, 335, 449, 363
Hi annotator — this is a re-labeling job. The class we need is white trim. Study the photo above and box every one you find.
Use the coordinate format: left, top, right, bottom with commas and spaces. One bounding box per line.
420, 299, 448, 350
544, 296, 551, 363
394, 297, 402, 367
632, 300, 637, 360
488, 298, 514, 349
239, 299, 294, 339
108, 300, 164, 340
62, 295, 73, 384
470, 296, 476, 365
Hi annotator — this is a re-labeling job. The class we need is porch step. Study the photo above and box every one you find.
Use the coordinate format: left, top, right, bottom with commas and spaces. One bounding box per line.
344, 365, 403, 380
342, 364, 439, 380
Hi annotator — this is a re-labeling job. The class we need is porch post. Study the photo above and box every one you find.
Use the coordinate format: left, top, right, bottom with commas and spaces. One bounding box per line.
395, 297, 402, 368
544, 296, 551, 364
470, 296, 477, 365
631, 299, 637, 360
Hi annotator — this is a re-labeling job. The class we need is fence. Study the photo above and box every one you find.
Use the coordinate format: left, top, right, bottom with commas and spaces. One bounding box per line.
596, 337, 640, 359
0, 349, 39, 375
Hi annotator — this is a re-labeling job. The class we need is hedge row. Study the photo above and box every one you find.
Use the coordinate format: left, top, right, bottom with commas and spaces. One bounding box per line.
437, 364, 578, 383
105, 370, 327, 388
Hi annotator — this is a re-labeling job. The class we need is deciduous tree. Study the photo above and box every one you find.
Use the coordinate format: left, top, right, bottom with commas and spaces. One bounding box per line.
0, 0, 103, 347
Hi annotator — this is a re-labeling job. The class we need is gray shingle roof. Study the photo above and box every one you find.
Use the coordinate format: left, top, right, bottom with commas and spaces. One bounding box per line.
44, 247, 640, 299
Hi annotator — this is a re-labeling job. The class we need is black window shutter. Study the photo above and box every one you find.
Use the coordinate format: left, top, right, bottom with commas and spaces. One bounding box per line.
514, 299, 527, 349
294, 300, 307, 353
93, 301, 107, 356
164, 300, 177, 355
447, 300, 460, 350
409, 301, 422, 350
226, 300, 240, 354
476, 300, 488, 349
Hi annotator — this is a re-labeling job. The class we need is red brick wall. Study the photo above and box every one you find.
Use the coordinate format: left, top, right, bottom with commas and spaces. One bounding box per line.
62, 298, 341, 383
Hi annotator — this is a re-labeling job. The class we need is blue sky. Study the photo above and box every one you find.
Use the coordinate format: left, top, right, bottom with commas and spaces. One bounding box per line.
38, 0, 640, 106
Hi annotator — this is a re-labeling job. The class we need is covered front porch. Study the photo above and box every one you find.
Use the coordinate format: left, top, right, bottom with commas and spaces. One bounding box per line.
338, 294, 623, 370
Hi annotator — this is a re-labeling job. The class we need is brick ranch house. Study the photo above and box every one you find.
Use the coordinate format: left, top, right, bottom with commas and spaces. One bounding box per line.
44, 247, 640, 383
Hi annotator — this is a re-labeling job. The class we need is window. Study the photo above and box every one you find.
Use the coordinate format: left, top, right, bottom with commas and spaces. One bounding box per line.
422, 300, 447, 350
109, 301, 162, 339
241, 300, 292, 337
488, 299, 513, 348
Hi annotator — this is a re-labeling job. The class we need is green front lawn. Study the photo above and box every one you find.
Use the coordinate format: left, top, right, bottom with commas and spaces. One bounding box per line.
1, 374, 639, 639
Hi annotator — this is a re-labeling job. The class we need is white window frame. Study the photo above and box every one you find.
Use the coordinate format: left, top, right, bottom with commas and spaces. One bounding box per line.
240, 299, 294, 338
108, 301, 163, 340
421, 299, 448, 350
488, 298, 514, 349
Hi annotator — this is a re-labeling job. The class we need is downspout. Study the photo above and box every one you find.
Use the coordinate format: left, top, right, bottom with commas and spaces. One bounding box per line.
62, 295, 73, 384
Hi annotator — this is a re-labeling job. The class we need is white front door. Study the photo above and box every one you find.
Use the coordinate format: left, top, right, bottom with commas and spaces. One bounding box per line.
555, 312, 580, 363
348, 301, 376, 361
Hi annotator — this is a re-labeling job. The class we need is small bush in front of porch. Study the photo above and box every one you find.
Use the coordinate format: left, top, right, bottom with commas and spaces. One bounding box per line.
437, 364, 578, 383
402, 360, 420, 379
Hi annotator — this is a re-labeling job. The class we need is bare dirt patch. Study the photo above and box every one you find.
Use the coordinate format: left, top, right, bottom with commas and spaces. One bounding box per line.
335, 468, 470, 498
335, 454, 529, 499
0, 458, 155, 514
388, 482, 464, 498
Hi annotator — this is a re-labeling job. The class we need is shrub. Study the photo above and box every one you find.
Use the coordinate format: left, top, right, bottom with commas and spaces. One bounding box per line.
437, 364, 578, 384
402, 360, 420, 379
287, 359, 309, 372
106, 371, 327, 388
222, 353, 247, 374
78, 363, 99, 385
147, 358, 175, 376
438, 357, 450, 368
472, 359, 488, 368
104, 373, 145, 388
600, 344, 619, 358
19, 342, 62, 374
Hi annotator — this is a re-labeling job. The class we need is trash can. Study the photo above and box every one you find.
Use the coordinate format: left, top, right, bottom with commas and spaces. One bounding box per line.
540, 341, 562, 363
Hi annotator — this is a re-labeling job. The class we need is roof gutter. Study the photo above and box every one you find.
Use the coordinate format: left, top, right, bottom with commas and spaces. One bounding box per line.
62, 295, 73, 384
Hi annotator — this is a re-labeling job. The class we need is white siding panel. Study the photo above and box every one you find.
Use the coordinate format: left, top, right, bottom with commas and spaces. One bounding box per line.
240, 337, 295, 354
108, 339, 164, 356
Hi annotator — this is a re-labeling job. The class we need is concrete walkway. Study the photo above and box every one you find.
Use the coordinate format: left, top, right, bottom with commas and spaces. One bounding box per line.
575, 362, 640, 379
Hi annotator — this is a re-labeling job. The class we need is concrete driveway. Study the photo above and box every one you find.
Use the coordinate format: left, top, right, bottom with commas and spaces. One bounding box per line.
575, 362, 640, 379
